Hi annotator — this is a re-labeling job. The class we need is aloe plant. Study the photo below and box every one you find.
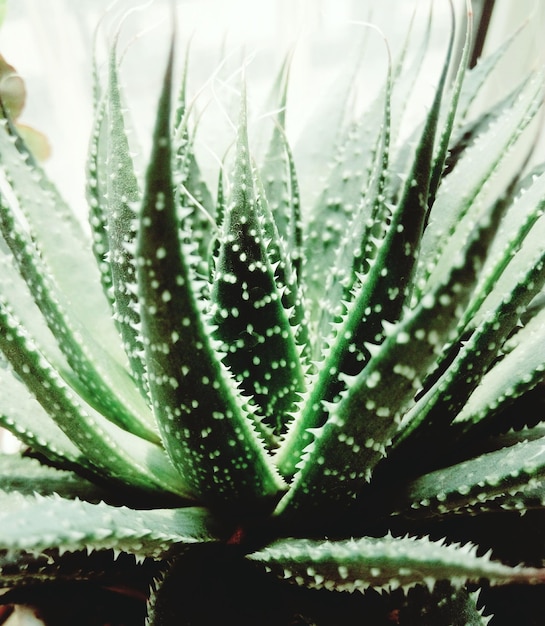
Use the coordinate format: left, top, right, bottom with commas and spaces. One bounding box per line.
1, 3, 545, 625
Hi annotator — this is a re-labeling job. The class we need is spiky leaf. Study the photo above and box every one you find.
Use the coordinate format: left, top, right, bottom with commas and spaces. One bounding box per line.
248, 535, 545, 593
0, 493, 219, 559
136, 43, 284, 511
210, 89, 306, 437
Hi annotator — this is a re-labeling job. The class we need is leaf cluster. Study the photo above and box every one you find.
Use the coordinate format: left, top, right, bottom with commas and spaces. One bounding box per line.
1, 4, 545, 625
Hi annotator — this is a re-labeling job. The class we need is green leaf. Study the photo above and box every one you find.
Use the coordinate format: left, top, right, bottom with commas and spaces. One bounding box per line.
136, 42, 285, 511
176, 140, 216, 282
463, 168, 545, 332
248, 535, 545, 593
375, 5, 432, 206
0, 301, 188, 499
444, 75, 530, 180
100, 42, 149, 399
302, 82, 385, 320
0, 362, 90, 469
0, 251, 72, 379
414, 71, 544, 301
210, 90, 307, 438
87, 91, 115, 304
313, 62, 392, 352
276, 25, 456, 478
292, 37, 364, 210
390, 434, 545, 520
260, 54, 303, 279
0, 548, 159, 590
146, 545, 237, 626
172, 43, 217, 277
427, 1, 471, 207
454, 20, 528, 128
207, 164, 226, 280
0, 193, 157, 442
0, 115, 121, 361
395, 585, 490, 626
453, 307, 545, 436
0, 454, 111, 501
0, 493, 219, 559
254, 161, 309, 361
386, 3, 428, 125
276, 207, 490, 519
393, 198, 545, 455
255, 58, 309, 364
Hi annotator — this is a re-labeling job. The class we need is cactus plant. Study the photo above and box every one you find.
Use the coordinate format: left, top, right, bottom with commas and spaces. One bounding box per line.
1, 3, 545, 625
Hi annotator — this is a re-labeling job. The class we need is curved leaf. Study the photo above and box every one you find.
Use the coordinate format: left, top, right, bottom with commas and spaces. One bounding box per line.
136, 42, 284, 512
0, 300, 188, 499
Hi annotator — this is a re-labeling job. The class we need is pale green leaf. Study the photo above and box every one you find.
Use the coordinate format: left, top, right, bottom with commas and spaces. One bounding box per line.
0, 494, 218, 559
0, 116, 122, 358
0, 194, 157, 442
0, 364, 89, 469
0, 300, 189, 499
415, 72, 544, 299
101, 42, 149, 399
0, 454, 110, 501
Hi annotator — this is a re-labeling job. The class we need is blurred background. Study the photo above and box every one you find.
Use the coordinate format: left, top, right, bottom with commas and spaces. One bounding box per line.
2, 1, 542, 215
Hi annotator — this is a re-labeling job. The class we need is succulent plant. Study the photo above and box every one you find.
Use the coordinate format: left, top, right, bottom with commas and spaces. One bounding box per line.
1, 3, 545, 625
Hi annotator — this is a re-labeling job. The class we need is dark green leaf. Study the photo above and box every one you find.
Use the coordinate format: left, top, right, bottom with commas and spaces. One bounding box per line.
136, 43, 284, 511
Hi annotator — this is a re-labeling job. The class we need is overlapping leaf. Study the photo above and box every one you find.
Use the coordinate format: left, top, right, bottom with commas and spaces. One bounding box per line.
210, 89, 306, 439
0, 5, 545, 624
0, 299, 187, 498
136, 43, 284, 511
276, 20, 458, 479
